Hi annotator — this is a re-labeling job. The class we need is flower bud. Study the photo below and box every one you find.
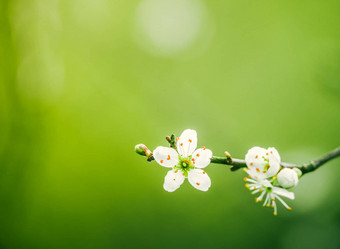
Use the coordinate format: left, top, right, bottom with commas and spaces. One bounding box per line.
135, 144, 152, 157
292, 168, 302, 178
277, 168, 299, 188
166, 134, 176, 146
224, 151, 231, 159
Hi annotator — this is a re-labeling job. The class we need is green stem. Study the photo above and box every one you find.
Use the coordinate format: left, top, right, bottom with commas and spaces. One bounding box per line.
294, 147, 340, 174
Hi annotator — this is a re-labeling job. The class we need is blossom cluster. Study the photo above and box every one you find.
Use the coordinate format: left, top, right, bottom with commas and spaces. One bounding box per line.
243, 146, 301, 215
139, 129, 301, 215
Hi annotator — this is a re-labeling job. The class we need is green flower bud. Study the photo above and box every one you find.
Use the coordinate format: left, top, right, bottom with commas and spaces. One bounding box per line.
135, 144, 152, 157
224, 151, 231, 159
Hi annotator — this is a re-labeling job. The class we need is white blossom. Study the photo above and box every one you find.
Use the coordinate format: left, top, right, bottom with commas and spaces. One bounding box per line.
153, 129, 212, 192
244, 146, 295, 215
245, 146, 281, 180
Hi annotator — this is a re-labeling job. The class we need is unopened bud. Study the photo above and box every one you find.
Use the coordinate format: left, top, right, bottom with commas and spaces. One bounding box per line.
225, 151, 232, 164
166, 134, 176, 143
224, 151, 231, 159
135, 144, 152, 157
277, 168, 299, 188
292, 168, 302, 178
166, 134, 177, 148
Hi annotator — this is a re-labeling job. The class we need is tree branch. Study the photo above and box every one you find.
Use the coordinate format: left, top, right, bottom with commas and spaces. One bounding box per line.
137, 145, 340, 176
208, 147, 340, 175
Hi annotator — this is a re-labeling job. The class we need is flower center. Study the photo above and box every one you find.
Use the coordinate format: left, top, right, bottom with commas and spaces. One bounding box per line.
181, 159, 190, 168
174, 157, 194, 177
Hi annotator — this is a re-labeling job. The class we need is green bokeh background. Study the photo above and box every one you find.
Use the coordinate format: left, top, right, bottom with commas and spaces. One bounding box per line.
1, 0, 340, 248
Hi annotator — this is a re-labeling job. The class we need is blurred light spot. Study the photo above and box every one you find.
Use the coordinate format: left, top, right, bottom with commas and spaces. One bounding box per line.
10, 0, 64, 105
135, 0, 208, 56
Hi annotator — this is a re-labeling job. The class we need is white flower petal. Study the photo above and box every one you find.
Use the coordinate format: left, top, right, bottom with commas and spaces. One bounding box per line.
153, 146, 179, 168
259, 179, 273, 188
176, 129, 197, 158
191, 148, 212, 168
267, 147, 281, 162
266, 148, 281, 178
245, 147, 268, 179
266, 157, 280, 178
272, 187, 295, 200
245, 146, 267, 163
163, 169, 185, 192
245, 146, 280, 179
188, 169, 211, 191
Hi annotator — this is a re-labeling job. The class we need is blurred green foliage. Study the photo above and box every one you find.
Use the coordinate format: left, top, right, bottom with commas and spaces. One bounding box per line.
0, 0, 340, 248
